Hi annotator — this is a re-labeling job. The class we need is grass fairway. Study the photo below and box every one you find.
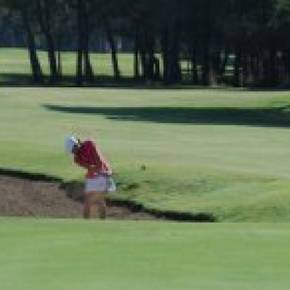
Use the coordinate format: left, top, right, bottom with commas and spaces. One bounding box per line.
1, 87, 290, 221
0, 218, 289, 290
0, 48, 134, 83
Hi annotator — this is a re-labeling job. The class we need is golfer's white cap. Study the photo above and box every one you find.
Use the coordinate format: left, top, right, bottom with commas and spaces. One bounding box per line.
65, 136, 79, 154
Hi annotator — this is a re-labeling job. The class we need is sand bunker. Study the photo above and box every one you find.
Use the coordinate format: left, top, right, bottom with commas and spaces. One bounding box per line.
0, 175, 155, 220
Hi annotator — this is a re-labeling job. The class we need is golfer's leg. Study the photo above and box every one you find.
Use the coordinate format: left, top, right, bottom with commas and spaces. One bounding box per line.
83, 181, 92, 219
95, 192, 107, 219
83, 192, 97, 219
83, 195, 90, 219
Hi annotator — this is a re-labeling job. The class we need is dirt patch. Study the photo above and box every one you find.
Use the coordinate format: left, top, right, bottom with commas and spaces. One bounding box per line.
0, 175, 155, 220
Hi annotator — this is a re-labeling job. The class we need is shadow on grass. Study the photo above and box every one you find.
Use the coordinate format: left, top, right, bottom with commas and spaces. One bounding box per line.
44, 104, 290, 128
2, 73, 290, 91
0, 168, 62, 182
0, 73, 35, 86
0, 73, 144, 88
108, 198, 217, 222
0, 73, 222, 90
0, 73, 168, 89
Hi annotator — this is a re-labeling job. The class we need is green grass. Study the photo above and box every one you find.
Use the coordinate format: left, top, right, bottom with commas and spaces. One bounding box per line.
1, 87, 290, 221
0, 218, 290, 290
1, 49, 289, 290
0, 48, 135, 84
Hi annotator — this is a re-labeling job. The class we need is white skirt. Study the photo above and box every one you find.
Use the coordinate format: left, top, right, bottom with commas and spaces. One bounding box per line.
85, 175, 116, 193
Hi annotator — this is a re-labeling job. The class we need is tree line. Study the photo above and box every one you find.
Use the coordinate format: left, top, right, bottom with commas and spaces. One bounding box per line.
1, 0, 290, 87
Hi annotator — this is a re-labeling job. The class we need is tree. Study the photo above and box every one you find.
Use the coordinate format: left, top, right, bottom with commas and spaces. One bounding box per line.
0, 0, 43, 83
36, 0, 59, 83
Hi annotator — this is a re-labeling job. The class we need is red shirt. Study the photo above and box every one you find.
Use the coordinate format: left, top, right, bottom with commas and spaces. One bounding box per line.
74, 140, 112, 178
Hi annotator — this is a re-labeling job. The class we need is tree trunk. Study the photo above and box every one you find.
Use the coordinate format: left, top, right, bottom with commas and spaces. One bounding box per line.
37, 0, 58, 83
219, 48, 229, 76
139, 50, 146, 79
134, 29, 140, 79
190, 46, 199, 84
202, 41, 210, 86
282, 51, 290, 85
244, 54, 255, 86
208, 57, 217, 86
233, 48, 242, 87
146, 33, 155, 81
202, 46, 218, 86
164, 20, 181, 84
20, 8, 43, 84
153, 56, 161, 80
161, 27, 169, 83
104, 17, 120, 80
252, 54, 260, 85
57, 49, 62, 78
134, 43, 140, 79
83, 1, 94, 83
139, 30, 148, 80
269, 49, 277, 86
76, 0, 84, 86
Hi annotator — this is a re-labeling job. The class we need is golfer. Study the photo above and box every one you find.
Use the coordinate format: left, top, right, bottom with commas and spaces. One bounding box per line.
65, 136, 116, 219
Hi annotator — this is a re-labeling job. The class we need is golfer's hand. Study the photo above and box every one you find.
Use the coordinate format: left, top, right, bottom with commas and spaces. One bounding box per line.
88, 165, 97, 170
